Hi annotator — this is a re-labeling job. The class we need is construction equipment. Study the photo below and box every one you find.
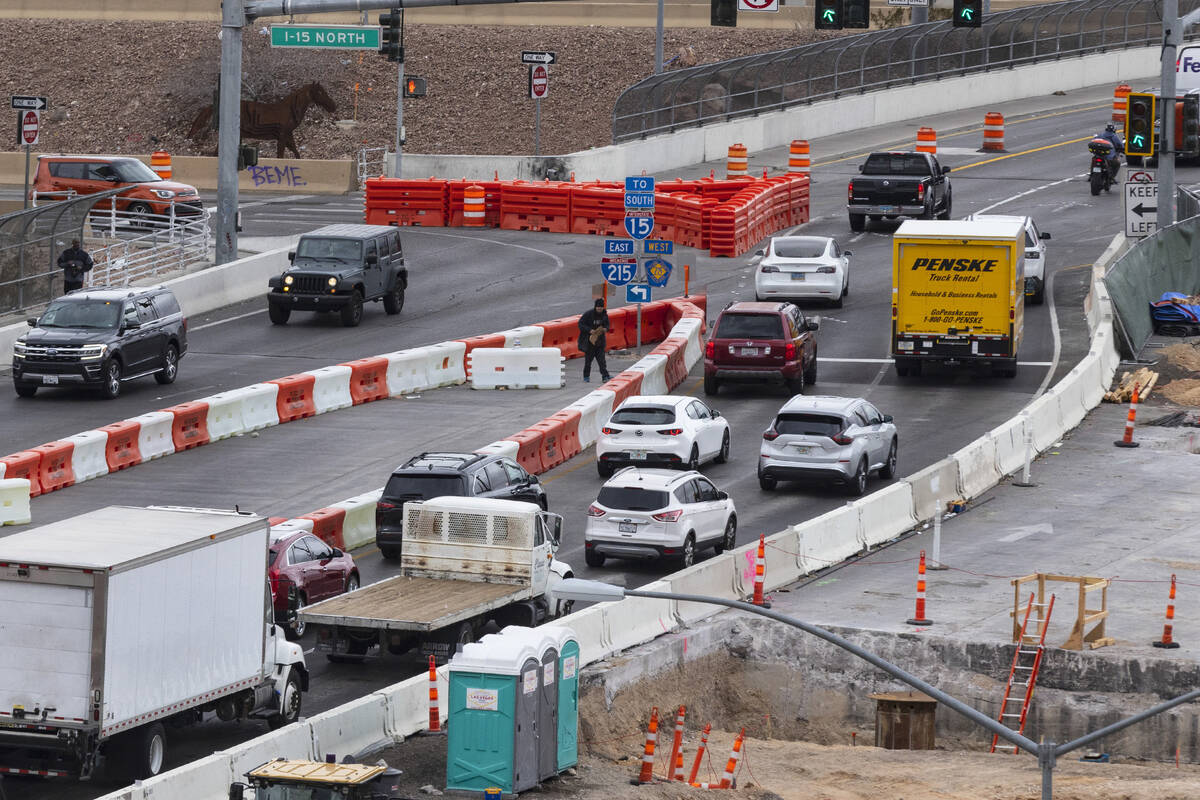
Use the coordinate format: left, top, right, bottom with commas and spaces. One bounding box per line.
230, 758, 401, 800
992, 593, 1055, 753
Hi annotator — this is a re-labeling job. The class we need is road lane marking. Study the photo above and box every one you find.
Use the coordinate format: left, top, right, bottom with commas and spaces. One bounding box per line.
998, 523, 1053, 542
817, 357, 1051, 366
190, 308, 265, 331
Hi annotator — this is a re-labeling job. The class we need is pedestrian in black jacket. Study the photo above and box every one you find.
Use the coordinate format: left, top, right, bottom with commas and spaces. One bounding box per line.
577, 298, 612, 383
58, 239, 94, 294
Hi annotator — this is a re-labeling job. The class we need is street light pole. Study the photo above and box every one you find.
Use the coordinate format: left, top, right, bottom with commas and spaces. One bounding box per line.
215, 0, 245, 265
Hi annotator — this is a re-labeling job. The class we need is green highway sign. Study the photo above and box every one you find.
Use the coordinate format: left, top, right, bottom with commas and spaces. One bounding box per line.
270, 24, 381, 49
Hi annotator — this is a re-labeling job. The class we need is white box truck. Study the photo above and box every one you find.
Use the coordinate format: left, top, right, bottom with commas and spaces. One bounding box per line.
301, 496, 574, 664
0, 506, 308, 781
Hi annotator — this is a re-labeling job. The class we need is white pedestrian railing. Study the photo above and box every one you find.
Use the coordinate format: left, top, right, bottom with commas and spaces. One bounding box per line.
357, 146, 388, 188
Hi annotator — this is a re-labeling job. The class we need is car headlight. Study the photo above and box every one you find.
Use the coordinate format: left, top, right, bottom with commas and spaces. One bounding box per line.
327, 277, 338, 287
80, 344, 108, 360
152, 189, 176, 199
13, 340, 26, 359
283, 275, 294, 286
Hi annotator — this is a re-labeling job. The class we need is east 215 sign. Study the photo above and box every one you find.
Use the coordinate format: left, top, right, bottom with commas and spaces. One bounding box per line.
601, 257, 637, 286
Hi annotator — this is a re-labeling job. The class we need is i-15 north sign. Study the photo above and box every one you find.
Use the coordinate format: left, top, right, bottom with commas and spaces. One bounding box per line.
270, 25, 381, 49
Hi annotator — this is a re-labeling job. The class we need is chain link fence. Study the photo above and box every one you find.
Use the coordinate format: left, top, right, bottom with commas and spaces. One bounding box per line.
612, 0, 1197, 143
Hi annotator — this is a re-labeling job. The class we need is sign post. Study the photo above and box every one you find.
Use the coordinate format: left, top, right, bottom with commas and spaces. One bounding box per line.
526, 57, 551, 156
624, 176, 656, 350
12, 96, 46, 210
1125, 180, 1159, 238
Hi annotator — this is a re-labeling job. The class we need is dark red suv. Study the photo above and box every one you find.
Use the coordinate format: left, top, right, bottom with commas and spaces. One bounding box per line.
268, 529, 360, 640
704, 301, 819, 395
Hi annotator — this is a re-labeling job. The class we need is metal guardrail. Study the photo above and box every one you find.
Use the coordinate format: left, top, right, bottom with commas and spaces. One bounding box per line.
1178, 184, 1200, 219
612, 0, 1199, 143
358, 146, 388, 188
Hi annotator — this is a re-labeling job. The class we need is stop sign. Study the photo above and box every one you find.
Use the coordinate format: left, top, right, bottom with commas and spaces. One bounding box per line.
20, 110, 39, 146
529, 64, 548, 100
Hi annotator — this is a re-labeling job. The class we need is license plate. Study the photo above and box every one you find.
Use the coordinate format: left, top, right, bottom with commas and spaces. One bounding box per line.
791, 444, 811, 454
630, 450, 647, 460
619, 522, 637, 533
879, 205, 897, 213
790, 273, 805, 281
43, 375, 59, 385
1091, 166, 1102, 173
740, 347, 757, 356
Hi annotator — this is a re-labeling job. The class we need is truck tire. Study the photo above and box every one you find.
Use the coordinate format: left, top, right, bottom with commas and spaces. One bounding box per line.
993, 359, 1019, 378
803, 355, 818, 386
584, 547, 605, 567
703, 376, 719, 396
284, 592, 306, 641
1030, 280, 1046, 306
938, 193, 952, 220
848, 213, 865, 232
268, 303, 290, 325
383, 285, 404, 315
379, 546, 401, 560
267, 671, 302, 730
111, 722, 166, 780
340, 291, 364, 327
919, 201, 934, 220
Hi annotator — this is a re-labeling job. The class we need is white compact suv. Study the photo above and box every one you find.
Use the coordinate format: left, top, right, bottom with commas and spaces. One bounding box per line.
758, 395, 898, 496
595, 396, 731, 478
964, 213, 1051, 305
585, 468, 737, 568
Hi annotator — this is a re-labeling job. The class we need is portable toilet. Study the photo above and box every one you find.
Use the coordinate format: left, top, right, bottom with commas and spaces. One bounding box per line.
500, 625, 580, 773
446, 633, 542, 794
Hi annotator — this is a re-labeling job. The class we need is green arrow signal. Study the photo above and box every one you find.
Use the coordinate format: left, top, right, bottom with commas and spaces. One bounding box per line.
961, 7, 974, 19
822, 8, 836, 21
1131, 134, 1146, 147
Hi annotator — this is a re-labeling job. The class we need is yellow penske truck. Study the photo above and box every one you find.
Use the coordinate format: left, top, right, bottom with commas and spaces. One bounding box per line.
891, 219, 1026, 378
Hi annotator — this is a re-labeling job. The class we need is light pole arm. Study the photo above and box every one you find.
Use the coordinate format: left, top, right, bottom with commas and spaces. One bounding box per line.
625, 587, 1039, 755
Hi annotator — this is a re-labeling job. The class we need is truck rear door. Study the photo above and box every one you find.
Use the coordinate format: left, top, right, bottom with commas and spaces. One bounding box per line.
895, 240, 1012, 337
0, 579, 93, 724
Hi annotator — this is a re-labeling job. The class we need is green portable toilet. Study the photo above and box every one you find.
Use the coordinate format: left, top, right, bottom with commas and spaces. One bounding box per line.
501, 624, 580, 773
446, 634, 541, 795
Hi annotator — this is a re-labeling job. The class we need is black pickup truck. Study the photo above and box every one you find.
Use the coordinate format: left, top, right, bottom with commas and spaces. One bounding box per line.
847, 151, 952, 232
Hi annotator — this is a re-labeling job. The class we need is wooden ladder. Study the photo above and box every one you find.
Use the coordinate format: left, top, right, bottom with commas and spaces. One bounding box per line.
991, 592, 1055, 754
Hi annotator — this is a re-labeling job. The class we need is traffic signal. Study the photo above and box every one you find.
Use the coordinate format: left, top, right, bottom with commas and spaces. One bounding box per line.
403, 76, 427, 98
952, 0, 983, 28
1181, 94, 1200, 157
815, 0, 842, 30
844, 0, 869, 28
1125, 92, 1156, 158
710, 0, 736, 28
237, 143, 258, 171
379, 9, 402, 62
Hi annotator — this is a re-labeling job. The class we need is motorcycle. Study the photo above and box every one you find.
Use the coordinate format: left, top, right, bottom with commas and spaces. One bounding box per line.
1088, 139, 1120, 196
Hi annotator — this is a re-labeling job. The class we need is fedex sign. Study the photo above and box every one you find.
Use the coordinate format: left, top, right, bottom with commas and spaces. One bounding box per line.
1178, 46, 1200, 90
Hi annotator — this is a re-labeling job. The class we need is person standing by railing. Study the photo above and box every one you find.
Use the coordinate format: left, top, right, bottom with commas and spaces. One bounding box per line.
58, 239, 94, 294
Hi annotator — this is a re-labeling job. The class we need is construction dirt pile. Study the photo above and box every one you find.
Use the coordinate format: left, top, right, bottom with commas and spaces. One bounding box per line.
372, 651, 1200, 800
1155, 341, 1200, 408
0, 18, 838, 161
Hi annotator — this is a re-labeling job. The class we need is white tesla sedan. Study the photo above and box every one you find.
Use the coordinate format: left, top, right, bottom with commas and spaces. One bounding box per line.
753, 235, 851, 308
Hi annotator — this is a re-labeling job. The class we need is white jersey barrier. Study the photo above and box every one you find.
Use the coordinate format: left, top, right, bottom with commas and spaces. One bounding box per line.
670, 557, 741, 626
668, 318, 704, 367
760, 527, 804, 589
307, 365, 355, 414
383, 348, 432, 395
990, 415, 1029, 479
500, 325, 545, 349
64, 429, 109, 482
605, 579, 677, 654
205, 388, 251, 441
334, 490, 384, 551
468, 347, 565, 390
137, 752, 235, 800
855, 482, 917, 548
0, 479, 31, 526
953, 436, 1001, 500
242, 383, 282, 431
424, 341, 468, 388
905, 459, 960, 522
474, 440, 522, 460
566, 389, 616, 449
795, 505, 861, 575
377, 672, 436, 737
308, 694, 392, 763
133, 411, 175, 462
226, 722, 314, 787
626, 353, 670, 396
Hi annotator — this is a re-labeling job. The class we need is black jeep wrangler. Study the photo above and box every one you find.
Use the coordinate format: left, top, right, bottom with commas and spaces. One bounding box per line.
267, 224, 408, 327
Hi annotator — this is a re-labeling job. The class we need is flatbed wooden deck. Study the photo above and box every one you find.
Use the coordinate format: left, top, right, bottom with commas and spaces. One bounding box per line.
299, 576, 529, 632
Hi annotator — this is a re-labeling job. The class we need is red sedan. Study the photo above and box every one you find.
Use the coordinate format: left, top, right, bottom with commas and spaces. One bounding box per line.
269, 528, 360, 640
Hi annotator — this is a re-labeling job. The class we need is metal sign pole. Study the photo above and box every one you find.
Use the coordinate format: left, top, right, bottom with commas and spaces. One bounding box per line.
1159, 0, 1179, 229
215, 0, 245, 265
394, 10, 405, 178
535, 97, 541, 157
22, 142, 30, 210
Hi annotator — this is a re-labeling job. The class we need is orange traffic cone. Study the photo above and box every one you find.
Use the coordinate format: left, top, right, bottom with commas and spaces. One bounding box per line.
1153, 574, 1181, 649
427, 655, 441, 732
692, 728, 744, 788
752, 533, 771, 608
666, 706, 686, 781
633, 707, 659, 784
1114, 384, 1141, 448
688, 723, 711, 784
906, 550, 933, 625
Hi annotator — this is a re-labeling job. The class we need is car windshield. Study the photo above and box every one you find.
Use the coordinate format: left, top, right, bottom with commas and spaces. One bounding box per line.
715, 313, 784, 339
382, 474, 466, 501
38, 299, 120, 329
772, 239, 827, 259
863, 153, 932, 176
597, 486, 669, 512
775, 413, 844, 437
296, 238, 361, 261
611, 407, 675, 425
113, 159, 164, 183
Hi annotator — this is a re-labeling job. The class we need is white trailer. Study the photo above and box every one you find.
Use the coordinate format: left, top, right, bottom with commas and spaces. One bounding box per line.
301, 496, 574, 663
0, 506, 307, 781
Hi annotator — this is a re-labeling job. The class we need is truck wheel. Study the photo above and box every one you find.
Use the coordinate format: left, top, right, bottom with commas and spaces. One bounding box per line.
13, 382, 36, 398
847, 457, 869, 497
1030, 281, 1045, 306
677, 534, 696, 568
268, 303, 290, 325
267, 671, 302, 730
452, 621, 475, 650
383, 286, 404, 315
703, 376, 719, 396
584, 548, 605, 567
154, 344, 179, 385
340, 291, 364, 327
284, 593, 306, 641
379, 546, 401, 560
118, 722, 166, 780
803, 355, 818, 386
785, 370, 804, 396
919, 201, 934, 220
848, 213, 865, 232
938, 195, 952, 220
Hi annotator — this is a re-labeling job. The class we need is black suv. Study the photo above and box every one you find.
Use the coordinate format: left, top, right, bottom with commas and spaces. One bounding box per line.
268, 224, 408, 327
375, 452, 548, 560
13, 287, 187, 399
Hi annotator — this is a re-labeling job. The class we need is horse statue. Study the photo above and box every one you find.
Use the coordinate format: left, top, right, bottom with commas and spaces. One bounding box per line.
187, 82, 337, 159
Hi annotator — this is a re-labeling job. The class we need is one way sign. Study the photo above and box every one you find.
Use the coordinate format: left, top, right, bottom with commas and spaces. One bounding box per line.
10, 95, 48, 110
1124, 180, 1158, 238
521, 51, 556, 65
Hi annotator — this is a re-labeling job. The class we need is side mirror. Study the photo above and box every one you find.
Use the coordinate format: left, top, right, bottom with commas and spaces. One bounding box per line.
717, 490, 729, 501
332, 548, 343, 558
942, 166, 952, 174
528, 474, 540, 484
754, 249, 765, 257
805, 317, 821, 332
858, 164, 865, 173
1040, 232, 1051, 240
122, 321, 141, 332
287, 251, 296, 263
882, 414, 894, 423
711, 409, 721, 418
229, 783, 247, 800
366, 253, 378, 265
546, 514, 563, 548
843, 250, 852, 256
26, 317, 37, 327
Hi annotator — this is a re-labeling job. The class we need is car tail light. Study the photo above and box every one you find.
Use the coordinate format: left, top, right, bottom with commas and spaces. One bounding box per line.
847, 181, 853, 201
657, 428, 683, 436
832, 432, 854, 445
652, 509, 683, 522
892, 304, 898, 319
182, 317, 189, 332
376, 501, 397, 510
1010, 308, 1015, 320
761, 265, 780, 273
817, 266, 836, 274
705, 340, 715, 358
784, 343, 796, 360
587, 504, 606, 517
763, 428, 779, 441
601, 426, 619, 435
917, 183, 926, 200
268, 568, 280, 596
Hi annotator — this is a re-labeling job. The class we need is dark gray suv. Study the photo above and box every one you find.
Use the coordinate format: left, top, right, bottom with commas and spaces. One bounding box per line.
267, 224, 408, 327
375, 452, 548, 560
13, 286, 187, 399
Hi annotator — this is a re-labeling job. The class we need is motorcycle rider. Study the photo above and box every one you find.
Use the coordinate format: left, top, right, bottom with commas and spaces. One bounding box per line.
1095, 122, 1124, 177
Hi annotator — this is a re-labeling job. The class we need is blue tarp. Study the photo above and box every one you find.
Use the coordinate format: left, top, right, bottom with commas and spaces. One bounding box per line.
1150, 292, 1200, 335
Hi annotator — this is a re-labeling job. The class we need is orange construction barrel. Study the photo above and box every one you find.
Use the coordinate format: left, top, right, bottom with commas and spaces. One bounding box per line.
788, 139, 810, 174
463, 184, 485, 227
982, 112, 1005, 152
150, 150, 172, 180
915, 127, 937, 154
1112, 83, 1132, 123
726, 143, 748, 178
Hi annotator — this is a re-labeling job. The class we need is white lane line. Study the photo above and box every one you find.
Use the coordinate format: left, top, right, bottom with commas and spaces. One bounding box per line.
1033, 267, 1062, 399
413, 229, 566, 278
818, 357, 1052, 366
191, 308, 264, 331
285, 207, 362, 214
973, 174, 1082, 214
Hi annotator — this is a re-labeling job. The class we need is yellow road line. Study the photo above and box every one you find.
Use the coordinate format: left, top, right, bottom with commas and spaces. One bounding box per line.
951, 136, 1094, 171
